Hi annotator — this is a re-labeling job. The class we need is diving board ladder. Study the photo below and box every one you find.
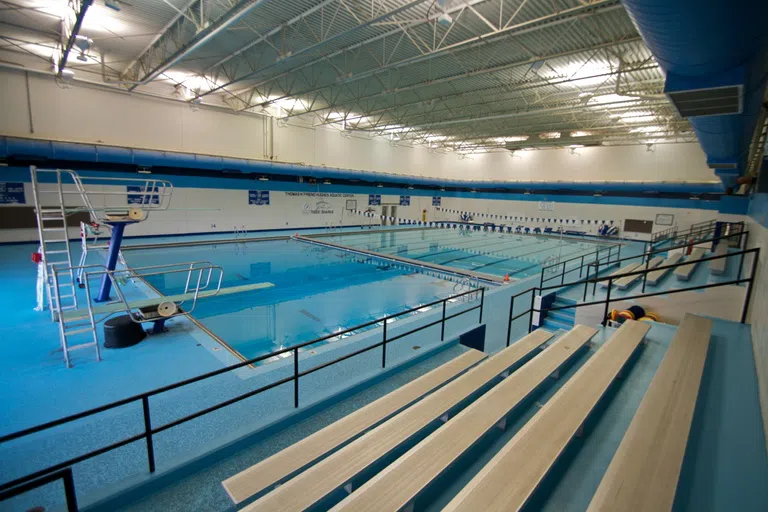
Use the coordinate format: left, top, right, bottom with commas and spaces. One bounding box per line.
31, 166, 82, 321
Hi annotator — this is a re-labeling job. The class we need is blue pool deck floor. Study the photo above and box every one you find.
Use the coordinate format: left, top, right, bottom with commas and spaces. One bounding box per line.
1, 230, 767, 511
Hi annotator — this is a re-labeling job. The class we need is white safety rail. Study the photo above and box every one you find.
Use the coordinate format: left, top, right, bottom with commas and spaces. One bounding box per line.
30, 166, 173, 318
51, 261, 226, 367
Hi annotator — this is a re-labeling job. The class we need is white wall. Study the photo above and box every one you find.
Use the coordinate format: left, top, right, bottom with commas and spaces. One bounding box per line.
0, 67, 718, 183
745, 218, 768, 448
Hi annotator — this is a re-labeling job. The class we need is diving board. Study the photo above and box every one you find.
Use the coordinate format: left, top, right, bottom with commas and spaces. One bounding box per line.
444, 320, 651, 512
331, 325, 599, 512
675, 248, 706, 281
222, 349, 487, 505
645, 252, 683, 286
238, 329, 556, 512
709, 244, 729, 275
615, 257, 664, 290
62, 282, 274, 322
599, 262, 642, 288
587, 314, 712, 512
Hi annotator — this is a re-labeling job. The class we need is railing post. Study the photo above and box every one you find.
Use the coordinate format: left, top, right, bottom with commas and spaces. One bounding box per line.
293, 348, 299, 408
62, 468, 79, 512
642, 255, 650, 293
382, 317, 388, 368
540, 268, 544, 288
141, 396, 156, 473
602, 278, 613, 326
583, 264, 590, 301
560, 262, 566, 286
479, 287, 485, 323
593, 260, 600, 296
528, 289, 536, 333
441, 300, 447, 341
579, 255, 585, 278
506, 295, 515, 347
741, 249, 760, 324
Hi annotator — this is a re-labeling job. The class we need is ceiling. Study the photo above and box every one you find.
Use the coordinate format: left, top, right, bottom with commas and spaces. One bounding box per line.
0, 0, 698, 154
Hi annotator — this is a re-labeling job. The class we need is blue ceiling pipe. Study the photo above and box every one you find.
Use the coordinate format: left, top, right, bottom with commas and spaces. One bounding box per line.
622, 0, 768, 189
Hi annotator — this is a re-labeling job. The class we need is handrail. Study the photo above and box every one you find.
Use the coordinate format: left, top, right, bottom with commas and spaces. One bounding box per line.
540, 244, 620, 288
506, 245, 759, 349
0, 286, 485, 501
0, 468, 78, 511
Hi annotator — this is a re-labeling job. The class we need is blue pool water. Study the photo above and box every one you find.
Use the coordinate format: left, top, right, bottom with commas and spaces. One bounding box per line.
323, 228, 612, 278
123, 239, 466, 360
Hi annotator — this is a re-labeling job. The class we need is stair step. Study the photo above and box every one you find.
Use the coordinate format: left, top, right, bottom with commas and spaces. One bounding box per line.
44, 239, 68, 243
42, 227, 67, 232
541, 318, 573, 331
548, 311, 575, 325
64, 327, 95, 336
47, 261, 70, 266
46, 250, 69, 255
67, 341, 97, 352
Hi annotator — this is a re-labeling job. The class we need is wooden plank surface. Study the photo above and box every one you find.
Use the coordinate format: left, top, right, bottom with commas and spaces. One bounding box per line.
444, 320, 651, 512
222, 349, 487, 504
615, 257, 664, 289
242, 329, 556, 512
62, 282, 274, 321
599, 263, 642, 288
709, 244, 728, 275
674, 248, 706, 280
646, 252, 683, 286
332, 325, 599, 512
587, 314, 712, 512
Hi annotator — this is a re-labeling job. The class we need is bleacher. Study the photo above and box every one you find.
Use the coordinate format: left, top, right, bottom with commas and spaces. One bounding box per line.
218, 313, 722, 512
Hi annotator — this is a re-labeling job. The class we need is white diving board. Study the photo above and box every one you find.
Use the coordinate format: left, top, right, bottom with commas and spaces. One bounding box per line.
443, 320, 651, 512
614, 257, 664, 290
61, 282, 274, 322
675, 248, 707, 281
599, 262, 642, 288
709, 244, 729, 275
587, 314, 712, 512
645, 252, 683, 286
331, 325, 599, 512
222, 349, 487, 505
236, 329, 556, 512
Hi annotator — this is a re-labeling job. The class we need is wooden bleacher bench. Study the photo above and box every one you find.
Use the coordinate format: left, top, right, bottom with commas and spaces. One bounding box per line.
614, 256, 664, 290
674, 248, 706, 281
443, 320, 651, 512
222, 349, 486, 505
587, 314, 712, 512
709, 244, 728, 275
599, 262, 642, 288
645, 252, 683, 286
232, 329, 556, 511
331, 325, 600, 512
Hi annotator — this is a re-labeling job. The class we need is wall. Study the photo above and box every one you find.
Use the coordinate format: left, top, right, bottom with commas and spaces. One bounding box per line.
0, 67, 718, 184
0, 167, 720, 243
746, 196, 768, 449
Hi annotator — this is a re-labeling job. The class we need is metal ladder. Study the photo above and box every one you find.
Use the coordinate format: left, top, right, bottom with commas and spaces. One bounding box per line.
31, 167, 84, 321
51, 265, 101, 367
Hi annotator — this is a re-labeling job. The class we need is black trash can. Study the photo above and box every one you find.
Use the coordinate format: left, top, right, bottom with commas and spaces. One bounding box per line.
103, 315, 146, 348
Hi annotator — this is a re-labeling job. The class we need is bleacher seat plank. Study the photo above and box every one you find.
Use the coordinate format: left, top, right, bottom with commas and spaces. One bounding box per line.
240, 329, 556, 511
444, 320, 651, 512
599, 262, 642, 288
331, 325, 599, 512
709, 244, 728, 275
674, 248, 706, 281
587, 314, 712, 512
615, 257, 664, 290
646, 252, 683, 286
222, 349, 486, 504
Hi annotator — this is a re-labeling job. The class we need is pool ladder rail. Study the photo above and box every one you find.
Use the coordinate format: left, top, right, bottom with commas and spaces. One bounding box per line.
50, 261, 223, 368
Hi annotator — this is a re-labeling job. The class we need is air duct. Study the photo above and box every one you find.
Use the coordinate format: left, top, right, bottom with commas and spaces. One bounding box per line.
622, 0, 768, 188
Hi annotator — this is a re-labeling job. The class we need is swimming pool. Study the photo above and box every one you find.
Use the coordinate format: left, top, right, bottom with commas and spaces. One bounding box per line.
122, 238, 469, 361
320, 228, 613, 279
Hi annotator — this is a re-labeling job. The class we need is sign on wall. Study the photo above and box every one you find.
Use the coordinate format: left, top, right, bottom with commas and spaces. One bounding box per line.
655, 213, 674, 226
0, 182, 25, 204
399, 195, 411, 206
369, 194, 381, 206
249, 190, 270, 205
538, 201, 555, 212
432, 197, 442, 206
127, 185, 160, 205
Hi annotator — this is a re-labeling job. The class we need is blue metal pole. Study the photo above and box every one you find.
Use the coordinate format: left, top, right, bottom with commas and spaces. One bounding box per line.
96, 222, 127, 302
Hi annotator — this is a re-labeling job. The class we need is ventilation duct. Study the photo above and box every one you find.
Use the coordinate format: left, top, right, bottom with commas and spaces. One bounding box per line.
622, 0, 768, 187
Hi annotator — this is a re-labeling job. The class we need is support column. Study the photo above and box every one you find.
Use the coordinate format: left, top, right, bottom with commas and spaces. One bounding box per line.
96, 222, 128, 302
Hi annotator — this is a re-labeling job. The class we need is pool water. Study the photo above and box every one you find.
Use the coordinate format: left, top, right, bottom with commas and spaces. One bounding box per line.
323, 228, 611, 278
122, 239, 466, 360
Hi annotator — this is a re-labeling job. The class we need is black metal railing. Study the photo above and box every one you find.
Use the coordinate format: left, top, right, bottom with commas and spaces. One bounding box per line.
586, 230, 749, 299
0, 468, 78, 512
0, 287, 484, 508
507, 244, 760, 347
539, 244, 621, 289
650, 225, 678, 244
